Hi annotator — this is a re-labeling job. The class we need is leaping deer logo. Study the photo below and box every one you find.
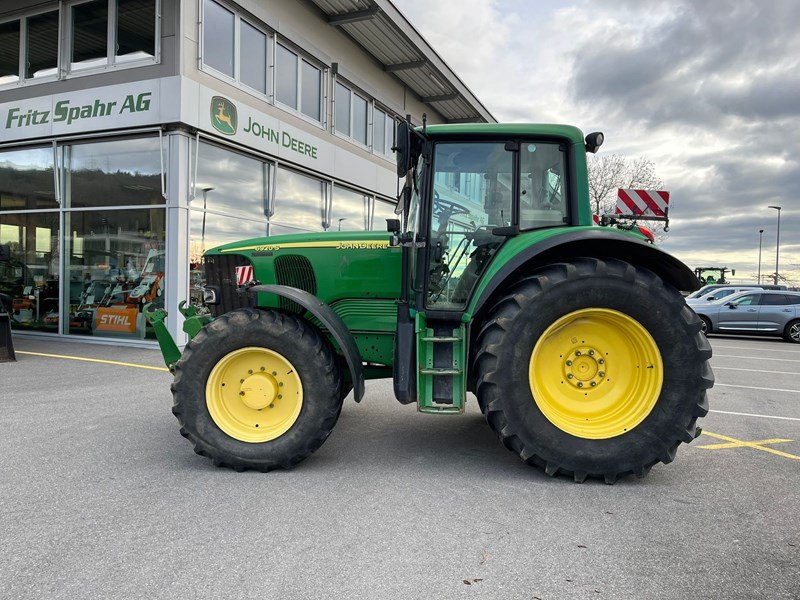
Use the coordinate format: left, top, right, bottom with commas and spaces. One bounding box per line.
210, 96, 237, 135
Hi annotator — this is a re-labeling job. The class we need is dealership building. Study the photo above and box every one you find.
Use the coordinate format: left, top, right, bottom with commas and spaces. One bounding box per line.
0, 0, 492, 346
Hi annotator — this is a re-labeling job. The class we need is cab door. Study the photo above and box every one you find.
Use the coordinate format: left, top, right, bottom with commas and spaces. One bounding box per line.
718, 293, 761, 331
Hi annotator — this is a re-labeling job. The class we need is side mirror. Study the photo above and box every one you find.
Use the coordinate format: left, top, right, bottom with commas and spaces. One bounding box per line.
393, 120, 412, 177
727, 302, 737, 309
731, 269, 736, 276
386, 219, 401, 234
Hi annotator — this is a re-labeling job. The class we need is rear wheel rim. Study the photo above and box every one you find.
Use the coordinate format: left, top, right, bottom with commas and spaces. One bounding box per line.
528, 308, 664, 440
206, 347, 303, 443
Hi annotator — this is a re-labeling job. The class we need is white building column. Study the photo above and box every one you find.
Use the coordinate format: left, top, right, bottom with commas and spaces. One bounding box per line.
165, 131, 191, 347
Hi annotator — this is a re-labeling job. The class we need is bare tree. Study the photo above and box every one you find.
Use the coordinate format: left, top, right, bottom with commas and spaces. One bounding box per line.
587, 154, 664, 215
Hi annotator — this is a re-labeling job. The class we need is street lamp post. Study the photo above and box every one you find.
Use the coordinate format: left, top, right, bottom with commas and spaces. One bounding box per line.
768, 205, 781, 285
201, 187, 215, 253
338, 218, 346, 231
757, 229, 764, 284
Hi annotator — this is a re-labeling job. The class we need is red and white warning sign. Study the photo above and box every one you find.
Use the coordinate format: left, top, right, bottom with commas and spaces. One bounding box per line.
616, 189, 670, 217
235, 265, 254, 285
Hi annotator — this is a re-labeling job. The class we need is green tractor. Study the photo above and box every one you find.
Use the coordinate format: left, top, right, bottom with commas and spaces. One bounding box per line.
147, 122, 712, 482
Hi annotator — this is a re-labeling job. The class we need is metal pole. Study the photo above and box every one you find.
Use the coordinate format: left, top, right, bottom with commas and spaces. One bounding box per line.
757, 229, 764, 284
768, 206, 781, 284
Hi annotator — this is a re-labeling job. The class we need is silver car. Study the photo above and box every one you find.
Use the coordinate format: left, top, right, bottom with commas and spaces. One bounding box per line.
692, 290, 800, 343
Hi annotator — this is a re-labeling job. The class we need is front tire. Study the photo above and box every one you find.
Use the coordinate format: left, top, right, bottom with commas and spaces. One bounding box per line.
172, 308, 343, 471
474, 258, 713, 483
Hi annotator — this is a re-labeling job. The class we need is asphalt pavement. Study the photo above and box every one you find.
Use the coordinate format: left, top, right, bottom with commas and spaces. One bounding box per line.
1, 333, 798, 599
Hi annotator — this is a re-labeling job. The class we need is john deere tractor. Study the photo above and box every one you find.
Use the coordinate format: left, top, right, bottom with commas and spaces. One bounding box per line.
147, 122, 712, 482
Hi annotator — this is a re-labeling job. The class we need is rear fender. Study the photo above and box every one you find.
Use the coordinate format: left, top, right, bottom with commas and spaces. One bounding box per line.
470, 229, 700, 319
248, 285, 365, 402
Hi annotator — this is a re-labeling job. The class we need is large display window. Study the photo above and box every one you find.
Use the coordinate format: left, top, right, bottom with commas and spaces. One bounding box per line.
64, 208, 165, 338
0, 212, 59, 332
0, 146, 58, 211
330, 185, 368, 231
60, 137, 164, 208
192, 141, 270, 218
272, 166, 326, 231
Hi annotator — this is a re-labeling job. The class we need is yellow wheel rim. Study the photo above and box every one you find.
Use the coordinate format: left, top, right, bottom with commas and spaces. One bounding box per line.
206, 347, 303, 443
528, 308, 663, 440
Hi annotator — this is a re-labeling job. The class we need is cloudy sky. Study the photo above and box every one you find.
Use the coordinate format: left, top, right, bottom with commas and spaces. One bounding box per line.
394, 0, 800, 283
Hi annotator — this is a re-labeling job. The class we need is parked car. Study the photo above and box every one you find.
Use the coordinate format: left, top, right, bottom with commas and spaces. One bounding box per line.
686, 286, 761, 306
692, 290, 800, 343
686, 283, 788, 300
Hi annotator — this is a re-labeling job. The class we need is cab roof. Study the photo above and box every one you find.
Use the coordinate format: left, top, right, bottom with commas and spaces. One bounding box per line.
421, 123, 586, 144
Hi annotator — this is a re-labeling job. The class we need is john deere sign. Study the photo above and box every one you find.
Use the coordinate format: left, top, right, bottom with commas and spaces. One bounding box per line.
204, 94, 321, 162
210, 96, 237, 135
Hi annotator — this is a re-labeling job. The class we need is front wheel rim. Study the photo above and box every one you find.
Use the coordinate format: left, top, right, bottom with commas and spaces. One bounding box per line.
206, 347, 303, 443
790, 323, 800, 342
529, 308, 664, 440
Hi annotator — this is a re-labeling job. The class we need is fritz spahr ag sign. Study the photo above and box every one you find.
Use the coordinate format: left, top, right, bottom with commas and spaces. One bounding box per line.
0, 78, 181, 142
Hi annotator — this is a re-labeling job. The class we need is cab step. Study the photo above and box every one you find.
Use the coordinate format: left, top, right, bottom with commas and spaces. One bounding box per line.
416, 313, 467, 414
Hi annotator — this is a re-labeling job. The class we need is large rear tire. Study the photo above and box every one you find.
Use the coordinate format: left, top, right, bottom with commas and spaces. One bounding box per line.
473, 258, 713, 483
172, 308, 343, 471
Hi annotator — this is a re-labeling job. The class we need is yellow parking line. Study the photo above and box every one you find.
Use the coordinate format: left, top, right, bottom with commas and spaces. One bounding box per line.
698, 438, 792, 450
699, 431, 800, 461
16, 351, 169, 372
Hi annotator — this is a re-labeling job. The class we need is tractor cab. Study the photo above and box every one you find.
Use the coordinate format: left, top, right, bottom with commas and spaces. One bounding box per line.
390, 120, 591, 412
393, 121, 583, 316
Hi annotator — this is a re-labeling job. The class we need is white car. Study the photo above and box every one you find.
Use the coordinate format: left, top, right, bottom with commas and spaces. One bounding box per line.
686, 286, 761, 306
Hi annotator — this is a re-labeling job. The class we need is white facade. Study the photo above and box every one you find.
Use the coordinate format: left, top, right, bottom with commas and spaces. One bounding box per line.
0, 0, 492, 347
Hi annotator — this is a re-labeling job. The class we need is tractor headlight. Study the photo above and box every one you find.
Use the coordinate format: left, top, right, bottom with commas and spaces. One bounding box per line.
202, 285, 220, 306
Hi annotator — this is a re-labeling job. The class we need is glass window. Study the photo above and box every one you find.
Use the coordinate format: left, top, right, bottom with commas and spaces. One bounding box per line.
193, 141, 270, 219
519, 142, 568, 229
71, 0, 109, 71
373, 199, 397, 230
61, 138, 163, 208
64, 208, 165, 338
760, 294, 790, 306
273, 167, 325, 231
301, 60, 321, 121
189, 211, 266, 302
374, 109, 386, 155
0, 20, 20, 85
352, 93, 368, 145
427, 142, 513, 309
203, 0, 234, 77
733, 294, 760, 306
331, 186, 368, 231
0, 212, 60, 333
0, 147, 58, 211
116, 0, 156, 62
335, 83, 350, 136
276, 44, 298, 108
26, 11, 59, 79
240, 21, 266, 93
385, 118, 395, 155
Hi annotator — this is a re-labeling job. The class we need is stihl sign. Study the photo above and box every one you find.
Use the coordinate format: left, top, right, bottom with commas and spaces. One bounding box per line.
616, 189, 670, 217
95, 307, 138, 333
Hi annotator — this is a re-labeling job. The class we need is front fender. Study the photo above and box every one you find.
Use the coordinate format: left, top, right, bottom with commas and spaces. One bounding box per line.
248, 285, 365, 402
469, 228, 700, 318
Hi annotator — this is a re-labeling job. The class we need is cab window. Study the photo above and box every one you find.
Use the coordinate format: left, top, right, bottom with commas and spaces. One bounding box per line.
519, 142, 568, 229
